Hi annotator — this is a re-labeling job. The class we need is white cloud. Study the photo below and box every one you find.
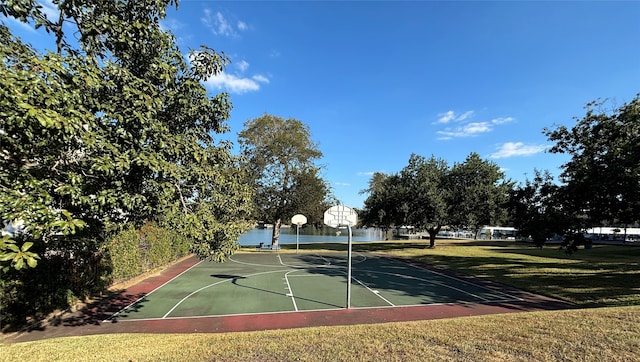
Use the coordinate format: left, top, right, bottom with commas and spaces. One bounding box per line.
437, 121, 492, 139
201, 9, 246, 37
435, 110, 475, 124
161, 18, 184, 32
335, 182, 351, 187
1, 16, 36, 32
490, 142, 549, 159
435, 112, 515, 140
464, 121, 492, 134
457, 110, 474, 121
237, 60, 250, 72
269, 50, 281, 58
437, 111, 456, 123
204, 72, 269, 94
357, 171, 376, 176
252, 74, 269, 83
39, 0, 59, 21
491, 117, 514, 125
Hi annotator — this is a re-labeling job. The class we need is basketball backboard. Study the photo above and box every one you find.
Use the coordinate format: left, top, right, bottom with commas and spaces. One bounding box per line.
291, 214, 307, 226
323, 205, 358, 228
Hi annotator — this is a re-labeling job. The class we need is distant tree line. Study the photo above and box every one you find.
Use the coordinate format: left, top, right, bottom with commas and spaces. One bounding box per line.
360, 95, 640, 249
359, 152, 511, 248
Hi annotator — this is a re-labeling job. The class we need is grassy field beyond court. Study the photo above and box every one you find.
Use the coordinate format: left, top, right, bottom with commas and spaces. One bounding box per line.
381, 239, 640, 307
2, 239, 639, 361
286, 238, 640, 307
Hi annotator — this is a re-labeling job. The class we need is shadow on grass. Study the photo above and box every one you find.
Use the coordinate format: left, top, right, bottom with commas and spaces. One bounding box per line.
271, 239, 640, 307
7, 290, 149, 334
412, 244, 640, 307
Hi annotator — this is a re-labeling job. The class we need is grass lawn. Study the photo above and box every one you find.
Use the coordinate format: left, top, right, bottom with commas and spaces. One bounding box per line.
376, 239, 640, 307
2, 239, 639, 361
1, 307, 638, 361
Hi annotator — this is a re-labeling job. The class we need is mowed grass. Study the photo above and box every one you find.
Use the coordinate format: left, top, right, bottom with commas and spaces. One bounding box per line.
291, 238, 640, 307
2, 239, 639, 361
1, 307, 639, 361
379, 239, 640, 307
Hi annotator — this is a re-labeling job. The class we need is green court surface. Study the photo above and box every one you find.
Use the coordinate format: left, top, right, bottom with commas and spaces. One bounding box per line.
108, 251, 521, 322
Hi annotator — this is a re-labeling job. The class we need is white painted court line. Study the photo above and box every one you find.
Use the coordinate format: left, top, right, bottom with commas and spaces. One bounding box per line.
352, 276, 395, 306
399, 260, 524, 302
103, 258, 205, 323
356, 269, 494, 303
229, 255, 285, 268
162, 269, 289, 319
283, 271, 299, 311
277, 253, 336, 269
109, 301, 464, 323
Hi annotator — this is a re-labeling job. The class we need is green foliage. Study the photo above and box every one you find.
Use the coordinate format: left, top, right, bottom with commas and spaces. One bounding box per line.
1, 0, 253, 270
0, 237, 111, 330
447, 152, 512, 232
0, 25, 92, 271
1, 0, 254, 328
238, 114, 330, 244
0, 237, 40, 271
544, 95, 640, 227
107, 222, 190, 283
361, 152, 511, 247
107, 227, 142, 281
508, 170, 572, 246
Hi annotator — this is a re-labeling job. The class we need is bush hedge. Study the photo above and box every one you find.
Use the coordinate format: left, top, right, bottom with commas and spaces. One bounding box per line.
107, 222, 191, 284
0, 222, 192, 331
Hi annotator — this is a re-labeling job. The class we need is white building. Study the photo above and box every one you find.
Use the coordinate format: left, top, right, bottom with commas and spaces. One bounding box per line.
585, 227, 640, 242
477, 226, 518, 240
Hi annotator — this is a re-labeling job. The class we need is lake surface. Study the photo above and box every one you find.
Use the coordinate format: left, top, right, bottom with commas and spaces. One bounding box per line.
237, 227, 385, 246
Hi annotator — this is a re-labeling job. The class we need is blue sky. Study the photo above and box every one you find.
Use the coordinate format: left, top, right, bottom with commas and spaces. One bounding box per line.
4, 1, 640, 209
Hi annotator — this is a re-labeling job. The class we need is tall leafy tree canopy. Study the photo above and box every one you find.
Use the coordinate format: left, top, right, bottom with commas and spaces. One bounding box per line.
399, 154, 450, 247
544, 96, 640, 227
1, 0, 253, 270
361, 152, 510, 247
448, 152, 511, 235
238, 114, 329, 245
360, 172, 403, 233
507, 169, 572, 247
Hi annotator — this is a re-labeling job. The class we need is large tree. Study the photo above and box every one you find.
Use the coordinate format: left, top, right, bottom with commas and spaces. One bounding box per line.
447, 152, 512, 238
288, 166, 335, 227
544, 96, 640, 228
400, 154, 450, 248
361, 152, 511, 247
238, 114, 328, 245
1, 0, 253, 272
508, 170, 573, 247
360, 173, 406, 237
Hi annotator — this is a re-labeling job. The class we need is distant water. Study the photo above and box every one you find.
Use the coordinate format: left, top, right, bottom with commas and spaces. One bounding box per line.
237, 227, 385, 246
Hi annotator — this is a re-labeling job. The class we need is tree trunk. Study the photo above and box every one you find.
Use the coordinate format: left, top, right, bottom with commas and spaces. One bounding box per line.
427, 230, 437, 248
272, 218, 282, 246
427, 226, 441, 248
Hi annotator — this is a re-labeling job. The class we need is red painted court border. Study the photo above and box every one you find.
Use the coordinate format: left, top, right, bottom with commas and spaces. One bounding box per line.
5, 253, 574, 343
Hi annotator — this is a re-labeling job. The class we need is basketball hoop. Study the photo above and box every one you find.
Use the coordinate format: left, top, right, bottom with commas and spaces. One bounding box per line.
323, 205, 357, 228
291, 214, 307, 253
323, 205, 358, 309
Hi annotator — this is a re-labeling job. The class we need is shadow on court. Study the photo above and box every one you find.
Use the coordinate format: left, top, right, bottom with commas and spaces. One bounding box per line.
3, 254, 575, 344
211, 274, 246, 279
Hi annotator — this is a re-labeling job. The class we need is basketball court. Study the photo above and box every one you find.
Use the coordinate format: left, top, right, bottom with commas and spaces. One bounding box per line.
6, 249, 575, 343
106, 251, 522, 322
